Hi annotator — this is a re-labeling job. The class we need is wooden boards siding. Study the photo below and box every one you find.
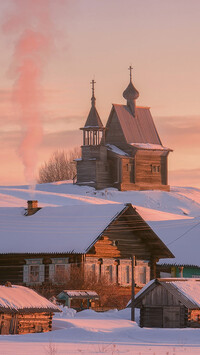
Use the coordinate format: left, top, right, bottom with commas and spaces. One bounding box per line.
140, 306, 186, 328
141, 284, 180, 307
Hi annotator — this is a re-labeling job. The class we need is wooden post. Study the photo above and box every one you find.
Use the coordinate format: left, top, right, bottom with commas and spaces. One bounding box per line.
150, 257, 157, 280
131, 255, 135, 322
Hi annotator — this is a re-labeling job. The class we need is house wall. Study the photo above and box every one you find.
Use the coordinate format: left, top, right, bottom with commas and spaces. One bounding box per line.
175, 267, 200, 278
0, 312, 53, 334
84, 257, 150, 287
188, 310, 200, 328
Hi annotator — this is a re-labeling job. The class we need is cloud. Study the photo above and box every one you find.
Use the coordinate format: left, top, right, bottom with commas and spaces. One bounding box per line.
155, 115, 200, 148
169, 168, 200, 188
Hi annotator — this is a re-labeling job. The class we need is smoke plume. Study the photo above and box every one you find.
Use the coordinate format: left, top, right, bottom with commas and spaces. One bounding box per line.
3, 0, 53, 189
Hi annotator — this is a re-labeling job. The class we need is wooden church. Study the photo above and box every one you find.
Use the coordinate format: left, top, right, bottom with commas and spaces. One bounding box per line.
76, 67, 172, 191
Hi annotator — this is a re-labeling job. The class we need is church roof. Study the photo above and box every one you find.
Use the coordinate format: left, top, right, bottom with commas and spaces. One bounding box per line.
83, 79, 104, 129
84, 105, 104, 129
112, 104, 163, 146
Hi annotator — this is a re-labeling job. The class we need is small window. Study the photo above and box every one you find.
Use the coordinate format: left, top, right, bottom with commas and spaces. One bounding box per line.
151, 165, 160, 173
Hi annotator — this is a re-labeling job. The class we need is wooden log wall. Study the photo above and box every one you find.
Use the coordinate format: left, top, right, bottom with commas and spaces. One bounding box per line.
17, 313, 52, 334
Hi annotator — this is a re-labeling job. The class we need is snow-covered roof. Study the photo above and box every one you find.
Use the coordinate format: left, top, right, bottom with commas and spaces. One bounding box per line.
0, 285, 61, 313
148, 218, 200, 267
130, 143, 171, 151
134, 278, 200, 309
0, 204, 126, 254
58, 290, 99, 299
106, 144, 129, 157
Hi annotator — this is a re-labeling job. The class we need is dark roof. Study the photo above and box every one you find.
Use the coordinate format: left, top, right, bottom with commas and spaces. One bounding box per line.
112, 104, 164, 146
83, 105, 104, 129
133, 278, 200, 309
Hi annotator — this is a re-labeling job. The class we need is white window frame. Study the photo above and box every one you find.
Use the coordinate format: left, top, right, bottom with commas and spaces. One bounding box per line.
23, 259, 44, 284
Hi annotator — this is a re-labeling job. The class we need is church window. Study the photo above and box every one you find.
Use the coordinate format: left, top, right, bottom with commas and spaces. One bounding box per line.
151, 165, 160, 173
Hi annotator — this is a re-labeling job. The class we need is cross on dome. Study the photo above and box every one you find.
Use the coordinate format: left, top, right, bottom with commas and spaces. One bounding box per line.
128, 65, 133, 82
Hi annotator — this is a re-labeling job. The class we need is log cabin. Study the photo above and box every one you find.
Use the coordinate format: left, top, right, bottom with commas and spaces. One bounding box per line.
131, 278, 200, 328
76, 68, 172, 191
0, 201, 173, 290
0, 282, 60, 334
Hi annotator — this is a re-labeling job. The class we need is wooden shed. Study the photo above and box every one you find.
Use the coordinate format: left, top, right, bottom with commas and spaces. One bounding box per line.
57, 290, 99, 310
0, 283, 61, 334
132, 278, 200, 328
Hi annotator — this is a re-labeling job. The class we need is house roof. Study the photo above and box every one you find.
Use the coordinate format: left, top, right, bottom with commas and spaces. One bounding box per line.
57, 290, 99, 300
148, 218, 200, 267
0, 285, 61, 313
0, 203, 173, 259
133, 278, 200, 309
0, 204, 125, 254
111, 105, 167, 148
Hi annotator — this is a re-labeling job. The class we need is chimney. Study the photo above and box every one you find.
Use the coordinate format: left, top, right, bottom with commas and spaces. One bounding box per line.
26, 200, 40, 216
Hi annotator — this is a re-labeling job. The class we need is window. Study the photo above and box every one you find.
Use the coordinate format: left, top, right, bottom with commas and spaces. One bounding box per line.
29, 265, 40, 282
104, 265, 113, 282
49, 258, 69, 282
23, 259, 44, 284
151, 165, 160, 173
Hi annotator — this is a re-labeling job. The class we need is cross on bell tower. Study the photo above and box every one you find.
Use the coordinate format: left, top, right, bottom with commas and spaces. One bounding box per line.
90, 79, 96, 107
80, 79, 105, 146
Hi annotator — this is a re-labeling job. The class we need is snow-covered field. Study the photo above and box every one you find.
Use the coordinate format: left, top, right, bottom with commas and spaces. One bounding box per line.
1, 181, 200, 353
0, 307, 200, 354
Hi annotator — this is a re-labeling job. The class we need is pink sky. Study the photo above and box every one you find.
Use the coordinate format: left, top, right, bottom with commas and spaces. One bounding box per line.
0, 0, 200, 187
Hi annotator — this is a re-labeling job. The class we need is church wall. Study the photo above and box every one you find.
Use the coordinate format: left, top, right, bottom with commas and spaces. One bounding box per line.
76, 160, 96, 186
135, 151, 164, 186
81, 145, 108, 161
96, 161, 113, 189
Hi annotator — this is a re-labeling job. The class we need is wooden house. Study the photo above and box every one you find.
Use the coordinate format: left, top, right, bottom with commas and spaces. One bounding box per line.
0, 283, 60, 334
0, 201, 174, 291
76, 69, 172, 191
132, 278, 200, 328
57, 290, 99, 310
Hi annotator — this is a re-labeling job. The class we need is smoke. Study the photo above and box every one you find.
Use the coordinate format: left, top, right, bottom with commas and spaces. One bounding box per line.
3, 0, 54, 189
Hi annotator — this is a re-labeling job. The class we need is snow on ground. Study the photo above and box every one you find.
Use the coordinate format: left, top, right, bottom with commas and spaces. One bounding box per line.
1, 182, 200, 352
0, 308, 200, 354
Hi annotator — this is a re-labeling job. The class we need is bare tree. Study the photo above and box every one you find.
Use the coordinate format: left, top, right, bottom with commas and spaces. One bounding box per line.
38, 147, 80, 183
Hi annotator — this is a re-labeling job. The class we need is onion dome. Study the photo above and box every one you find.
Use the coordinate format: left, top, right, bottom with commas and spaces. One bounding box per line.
123, 80, 139, 101
123, 66, 139, 116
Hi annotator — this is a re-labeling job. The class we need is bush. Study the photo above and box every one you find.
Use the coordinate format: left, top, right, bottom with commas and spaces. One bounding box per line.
37, 147, 80, 183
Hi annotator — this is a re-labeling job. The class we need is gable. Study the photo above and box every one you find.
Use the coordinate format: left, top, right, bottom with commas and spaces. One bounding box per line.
87, 205, 174, 260
134, 279, 200, 309
105, 107, 128, 149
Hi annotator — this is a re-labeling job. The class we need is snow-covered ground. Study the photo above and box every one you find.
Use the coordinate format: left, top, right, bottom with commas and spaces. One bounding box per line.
0, 307, 200, 354
1, 181, 200, 353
